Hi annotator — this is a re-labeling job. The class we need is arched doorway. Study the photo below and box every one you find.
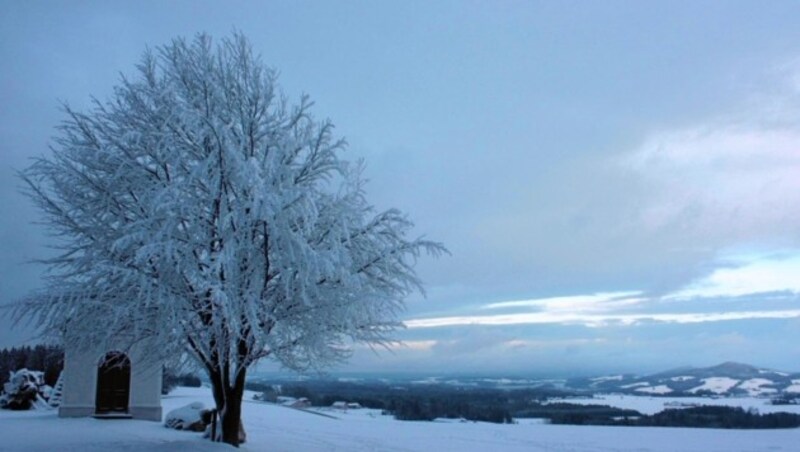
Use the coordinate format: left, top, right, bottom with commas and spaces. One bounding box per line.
95, 351, 131, 414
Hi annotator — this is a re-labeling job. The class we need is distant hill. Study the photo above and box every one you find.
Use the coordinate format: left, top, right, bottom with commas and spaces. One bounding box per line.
566, 362, 800, 397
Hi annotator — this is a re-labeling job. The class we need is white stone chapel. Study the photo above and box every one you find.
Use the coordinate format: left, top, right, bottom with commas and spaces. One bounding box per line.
58, 340, 162, 421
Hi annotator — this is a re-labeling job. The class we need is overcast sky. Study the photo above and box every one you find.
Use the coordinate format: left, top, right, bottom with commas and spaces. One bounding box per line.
2, 1, 800, 376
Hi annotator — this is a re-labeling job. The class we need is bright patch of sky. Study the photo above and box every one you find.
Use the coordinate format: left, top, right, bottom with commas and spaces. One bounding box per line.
672, 252, 800, 299
481, 292, 644, 312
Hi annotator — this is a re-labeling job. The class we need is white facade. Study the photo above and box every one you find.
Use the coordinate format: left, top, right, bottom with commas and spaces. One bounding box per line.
59, 340, 163, 421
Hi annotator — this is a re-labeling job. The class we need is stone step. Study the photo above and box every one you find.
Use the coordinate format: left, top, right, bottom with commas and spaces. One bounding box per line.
92, 413, 133, 419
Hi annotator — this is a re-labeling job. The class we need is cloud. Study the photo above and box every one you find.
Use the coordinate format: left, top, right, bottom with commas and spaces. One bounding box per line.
500, 338, 607, 349
406, 257, 800, 328
392, 340, 438, 351
670, 252, 800, 299
404, 309, 800, 329
621, 125, 800, 243
482, 291, 643, 312
568, 60, 800, 299
618, 57, 800, 254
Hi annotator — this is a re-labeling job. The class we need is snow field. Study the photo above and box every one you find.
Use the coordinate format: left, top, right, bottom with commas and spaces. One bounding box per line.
738, 379, 779, 396
688, 377, 740, 394
1, 387, 799, 451
634, 385, 673, 394
556, 394, 800, 416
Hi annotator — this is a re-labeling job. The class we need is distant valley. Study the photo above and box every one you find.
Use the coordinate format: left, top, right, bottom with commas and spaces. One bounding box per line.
251, 361, 800, 399
245, 361, 800, 428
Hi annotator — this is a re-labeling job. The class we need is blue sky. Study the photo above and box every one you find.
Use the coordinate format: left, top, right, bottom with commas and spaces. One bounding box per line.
2, 1, 800, 376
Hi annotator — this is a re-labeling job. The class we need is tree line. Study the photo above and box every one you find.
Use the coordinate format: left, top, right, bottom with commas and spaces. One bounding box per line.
247, 380, 544, 424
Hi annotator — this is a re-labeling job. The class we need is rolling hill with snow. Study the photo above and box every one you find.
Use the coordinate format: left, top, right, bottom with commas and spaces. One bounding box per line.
567, 362, 800, 397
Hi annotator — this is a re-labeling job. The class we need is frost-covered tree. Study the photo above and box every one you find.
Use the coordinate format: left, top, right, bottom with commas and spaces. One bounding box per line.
17, 33, 444, 446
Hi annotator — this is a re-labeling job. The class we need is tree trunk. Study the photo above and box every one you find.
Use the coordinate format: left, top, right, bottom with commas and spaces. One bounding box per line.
208, 370, 225, 415
220, 393, 243, 446
216, 368, 247, 447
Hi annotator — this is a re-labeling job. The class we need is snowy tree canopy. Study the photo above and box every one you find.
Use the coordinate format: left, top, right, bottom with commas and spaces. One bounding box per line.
17, 33, 444, 445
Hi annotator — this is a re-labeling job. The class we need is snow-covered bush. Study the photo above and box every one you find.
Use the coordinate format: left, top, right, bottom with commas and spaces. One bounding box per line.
0, 369, 51, 410
165, 402, 208, 431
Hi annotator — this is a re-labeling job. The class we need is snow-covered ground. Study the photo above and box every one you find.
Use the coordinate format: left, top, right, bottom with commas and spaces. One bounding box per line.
554, 393, 800, 416
688, 377, 741, 394
634, 384, 673, 394
739, 378, 779, 396
1, 387, 799, 451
